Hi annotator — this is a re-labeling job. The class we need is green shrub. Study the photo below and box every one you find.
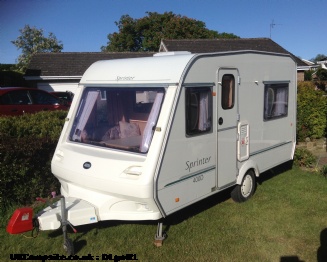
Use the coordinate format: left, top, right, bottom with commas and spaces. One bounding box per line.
316, 68, 327, 81
293, 148, 317, 168
315, 81, 327, 92
0, 111, 67, 212
304, 69, 314, 81
0, 110, 67, 139
297, 82, 327, 141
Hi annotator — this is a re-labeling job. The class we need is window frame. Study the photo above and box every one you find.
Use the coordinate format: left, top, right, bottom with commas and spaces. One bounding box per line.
185, 86, 213, 137
263, 82, 289, 121
68, 86, 165, 154
221, 74, 235, 110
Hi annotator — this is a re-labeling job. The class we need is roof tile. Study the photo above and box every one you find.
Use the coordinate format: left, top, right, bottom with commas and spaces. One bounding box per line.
26, 52, 154, 76
161, 38, 306, 66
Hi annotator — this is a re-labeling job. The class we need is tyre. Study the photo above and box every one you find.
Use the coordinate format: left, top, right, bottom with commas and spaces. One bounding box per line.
63, 238, 74, 256
231, 169, 256, 203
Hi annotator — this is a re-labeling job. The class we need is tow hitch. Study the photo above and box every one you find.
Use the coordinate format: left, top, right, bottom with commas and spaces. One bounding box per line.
7, 196, 77, 255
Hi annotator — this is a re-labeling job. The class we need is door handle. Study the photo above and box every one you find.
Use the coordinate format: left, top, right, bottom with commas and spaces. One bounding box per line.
218, 117, 223, 125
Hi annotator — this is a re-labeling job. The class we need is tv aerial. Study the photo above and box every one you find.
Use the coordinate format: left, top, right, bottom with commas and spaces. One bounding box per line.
270, 19, 282, 39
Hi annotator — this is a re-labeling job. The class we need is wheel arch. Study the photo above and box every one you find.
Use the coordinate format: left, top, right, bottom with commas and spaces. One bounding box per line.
237, 160, 260, 185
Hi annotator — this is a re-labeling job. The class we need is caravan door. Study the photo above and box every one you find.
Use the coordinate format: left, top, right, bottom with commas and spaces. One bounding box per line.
217, 68, 239, 188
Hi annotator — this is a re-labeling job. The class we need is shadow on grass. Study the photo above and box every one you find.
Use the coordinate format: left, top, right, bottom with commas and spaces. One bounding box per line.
47, 186, 233, 243
317, 228, 327, 262
280, 256, 304, 262
46, 228, 87, 253
280, 226, 327, 262
257, 160, 294, 185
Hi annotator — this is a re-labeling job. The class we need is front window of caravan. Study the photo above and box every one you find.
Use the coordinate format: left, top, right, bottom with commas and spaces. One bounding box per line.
69, 87, 164, 153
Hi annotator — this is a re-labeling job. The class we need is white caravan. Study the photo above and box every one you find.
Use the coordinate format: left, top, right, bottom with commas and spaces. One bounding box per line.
35, 50, 296, 251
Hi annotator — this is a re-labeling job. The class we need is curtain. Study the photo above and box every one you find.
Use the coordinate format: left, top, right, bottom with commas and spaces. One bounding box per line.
265, 87, 275, 118
198, 92, 209, 131
140, 92, 164, 153
107, 91, 125, 126
72, 91, 99, 141
275, 88, 287, 116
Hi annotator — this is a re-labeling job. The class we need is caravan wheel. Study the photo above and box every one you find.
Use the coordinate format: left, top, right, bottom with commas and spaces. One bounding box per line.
231, 170, 256, 203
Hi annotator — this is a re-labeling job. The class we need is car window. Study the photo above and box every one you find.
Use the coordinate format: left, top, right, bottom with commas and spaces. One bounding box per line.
29, 90, 59, 105
51, 92, 74, 102
0, 90, 32, 105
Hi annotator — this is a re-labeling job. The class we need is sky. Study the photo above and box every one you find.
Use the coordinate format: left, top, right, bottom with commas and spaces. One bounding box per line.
0, 0, 326, 64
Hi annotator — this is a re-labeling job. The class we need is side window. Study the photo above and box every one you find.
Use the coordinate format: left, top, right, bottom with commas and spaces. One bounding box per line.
2, 90, 31, 105
29, 90, 59, 105
185, 87, 212, 136
264, 83, 289, 120
221, 74, 235, 109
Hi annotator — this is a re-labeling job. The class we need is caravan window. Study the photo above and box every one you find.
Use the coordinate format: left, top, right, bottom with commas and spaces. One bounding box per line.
69, 87, 164, 153
264, 83, 289, 120
221, 74, 235, 109
185, 87, 212, 136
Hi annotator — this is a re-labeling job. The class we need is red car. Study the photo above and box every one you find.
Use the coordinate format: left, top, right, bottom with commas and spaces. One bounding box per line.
50, 91, 74, 105
0, 87, 69, 116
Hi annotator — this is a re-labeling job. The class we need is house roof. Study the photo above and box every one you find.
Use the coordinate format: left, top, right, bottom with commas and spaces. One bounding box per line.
160, 38, 307, 66
25, 38, 306, 79
25, 52, 155, 78
301, 59, 315, 66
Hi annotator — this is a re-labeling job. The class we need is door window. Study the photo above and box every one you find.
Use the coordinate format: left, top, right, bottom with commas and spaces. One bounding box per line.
221, 74, 235, 109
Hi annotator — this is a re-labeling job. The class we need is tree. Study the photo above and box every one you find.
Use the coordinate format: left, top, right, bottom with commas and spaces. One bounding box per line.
304, 69, 314, 81
12, 25, 63, 72
311, 54, 327, 63
316, 67, 327, 81
101, 12, 239, 52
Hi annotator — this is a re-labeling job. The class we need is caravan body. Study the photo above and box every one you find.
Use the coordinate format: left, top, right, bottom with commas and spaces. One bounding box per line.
40, 51, 296, 230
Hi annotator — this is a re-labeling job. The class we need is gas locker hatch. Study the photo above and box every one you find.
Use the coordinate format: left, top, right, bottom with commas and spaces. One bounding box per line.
237, 121, 250, 161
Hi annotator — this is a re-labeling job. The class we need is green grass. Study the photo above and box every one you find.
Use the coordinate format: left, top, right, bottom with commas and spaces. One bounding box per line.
1, 166, 327, 261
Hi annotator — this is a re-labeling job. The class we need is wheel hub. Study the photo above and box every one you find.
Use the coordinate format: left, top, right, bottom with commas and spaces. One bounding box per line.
241, 174, 253, 197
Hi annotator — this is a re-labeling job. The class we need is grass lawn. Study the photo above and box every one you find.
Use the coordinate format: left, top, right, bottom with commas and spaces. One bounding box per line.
1, 166, 327, 261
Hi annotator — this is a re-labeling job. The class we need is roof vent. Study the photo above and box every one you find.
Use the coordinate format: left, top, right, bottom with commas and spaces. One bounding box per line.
153, 51, 191, 57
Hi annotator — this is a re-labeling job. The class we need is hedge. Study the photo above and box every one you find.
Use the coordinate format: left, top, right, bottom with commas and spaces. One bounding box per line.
297, 82, 327, 141
0, 111, 67, 212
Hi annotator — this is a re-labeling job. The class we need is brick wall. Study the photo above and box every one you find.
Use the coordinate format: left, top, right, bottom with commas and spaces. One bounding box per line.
297, 71, 304, 82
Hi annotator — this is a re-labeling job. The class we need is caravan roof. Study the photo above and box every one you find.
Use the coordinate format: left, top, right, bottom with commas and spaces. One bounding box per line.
80, 53, 195, 85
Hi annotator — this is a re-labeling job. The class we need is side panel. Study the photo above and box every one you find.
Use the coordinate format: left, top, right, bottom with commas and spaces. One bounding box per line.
234, 55, 297, 177
156, 86, 216, 216
155, 52, 296, 216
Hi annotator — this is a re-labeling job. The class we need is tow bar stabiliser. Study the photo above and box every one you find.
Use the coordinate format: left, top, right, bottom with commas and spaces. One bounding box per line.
7, 196, 77, 255
7, 196, 167, 254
